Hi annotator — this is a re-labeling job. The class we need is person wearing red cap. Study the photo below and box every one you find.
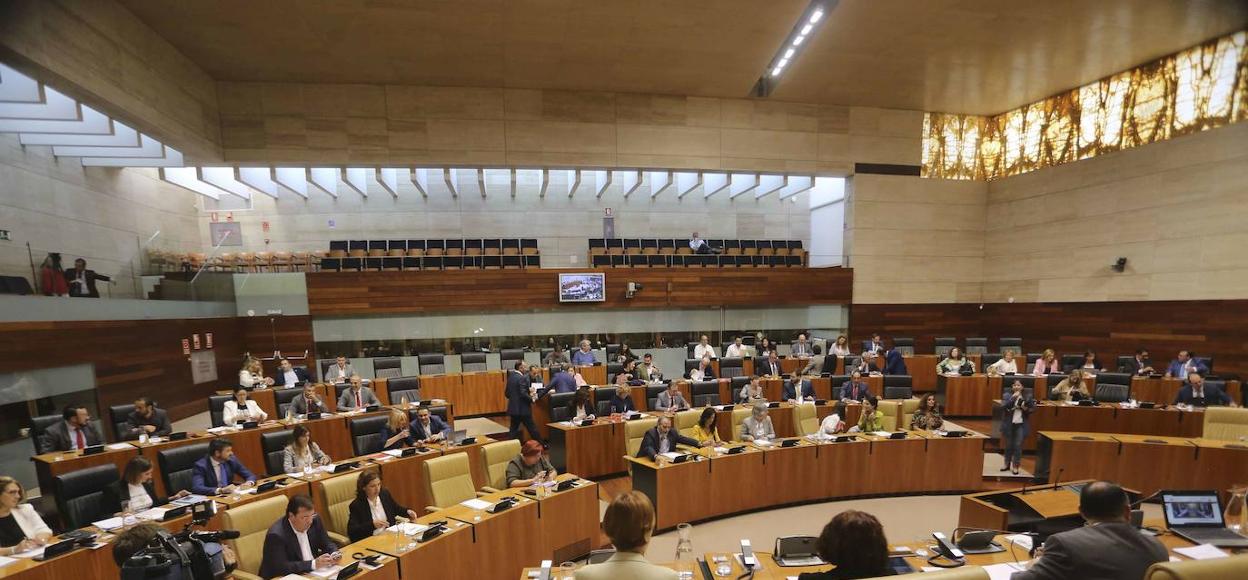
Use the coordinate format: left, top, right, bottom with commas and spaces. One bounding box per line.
505, 440, 557, 488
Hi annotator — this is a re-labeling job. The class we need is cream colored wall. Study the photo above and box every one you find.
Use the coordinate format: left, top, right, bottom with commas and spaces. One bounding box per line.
983, 122, 1248, 302
846, 174, 988, 304
0, 135, 202, 297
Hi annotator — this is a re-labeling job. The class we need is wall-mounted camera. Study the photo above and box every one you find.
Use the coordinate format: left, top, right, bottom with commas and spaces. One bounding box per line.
626, 281, 643, 298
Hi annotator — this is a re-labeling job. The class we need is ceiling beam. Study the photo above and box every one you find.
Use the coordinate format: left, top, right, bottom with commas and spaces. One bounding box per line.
376, 168, 400, 198
703, 172, 730, 199
619, 170, 642, 198
52, 133, 163, 158
237, 167, 280, 199
648, 170, 672, 198
19, 120, 138, 147
675, 171, 702, 199
342, 168, 369, 198
80, 146, 183, 167
566, 170, 581, 198
443, 168, 459, 198
475, 168, 487, 198
308, 168, 338, 198
273, 167, 309, 198
198, 167, 253, 200
160, 167, 224, 200
728, 173, 760, 199
0, 86, 79, 121
539, 169, 549, 198
777, 176, 815, 200
0, 104, 110, 134
754, 174, 787, 200
593, 170, 612, 198
410, 168, 430, 197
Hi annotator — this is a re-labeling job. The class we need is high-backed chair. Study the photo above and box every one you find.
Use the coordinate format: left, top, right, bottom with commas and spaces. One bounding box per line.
692, 381, 721, 407
644, 385, 667, 410
606, 362, 624, 384
829, 375, 851, 398
1116, 355, 1136, 373
29, 414, 61, 455
884, 385, 914, 400
373, 357, 403, 379
480, 440, 521, 492
500, 349, 526, 370
158, 441, 211, 495
222, 495, 288, 580
418, 354, 446, 375
1143, 554, 1248, 580
892, 337, 915, 357
1060, 354, 1084, 373
274, 388, 302, 419
625, 417, 658, 458
108, 403, 137, 441
422, 453, 478, 511
899, 398, 921, 426
1096, 372, 1132, 386
208, 395, 231, 428
1027, 352, 1043, 366
316, 471, 360, 545
719, 357, 745, 378
729, 408, 751, 441
981, 353, 1003, 370
261, 429, 295, 476
685, 342, 700, 359
998, 338, 1022, 354
387, 376, 421, 404
1094, 383, 1130, 403
318, 358, 336, 381
683, 359, 700, 376
55, 463, 118, 529
593, 387, 615, 417
350, 415, 388, 456
964, 338, 988, 355
1202, 407, 1248, 441
675, 410, 701, 439
878, 400, 903, 431
934, 338, 957, 358
605, 344, 620, 361
794, 403, 818, 436
461, 353, 488, 373
548, 392, 576, 422
729, 376, 750, 402
1195, 356, 1214, 374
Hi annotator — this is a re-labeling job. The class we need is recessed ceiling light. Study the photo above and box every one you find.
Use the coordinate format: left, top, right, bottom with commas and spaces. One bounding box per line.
784, 48, 795, 59
793, 35, 806, 46
801, 23, 813, 35
752, 0, 834, 97
771, 66, 784, 77
809, 10, 824, 24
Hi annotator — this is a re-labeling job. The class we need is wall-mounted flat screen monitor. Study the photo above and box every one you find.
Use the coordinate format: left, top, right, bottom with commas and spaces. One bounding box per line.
559, 273, 605, 303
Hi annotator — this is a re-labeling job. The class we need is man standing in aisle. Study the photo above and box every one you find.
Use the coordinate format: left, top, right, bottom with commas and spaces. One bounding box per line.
505, 361, 545, 446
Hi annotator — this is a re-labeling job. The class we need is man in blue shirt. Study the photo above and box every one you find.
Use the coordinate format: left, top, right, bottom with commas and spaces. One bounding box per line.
1165, 350, 1208, 379
190, 439, 257, 495
571, 339, 597, 366
548, 365, 578, 393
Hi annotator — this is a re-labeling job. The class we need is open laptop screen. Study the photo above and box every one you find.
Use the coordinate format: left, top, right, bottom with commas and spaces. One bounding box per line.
1162, 491, 1224, 528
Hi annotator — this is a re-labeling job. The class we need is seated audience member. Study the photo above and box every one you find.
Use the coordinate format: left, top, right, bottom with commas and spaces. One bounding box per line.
549, 365, 577, 393
1122, 348, 1155, 376
850, 396, 884, 433
223, 386, 269, 425
123, 396, 173, 440
614, 361, 638, 386
112, 522, 236, 571
575, 491, 676, 579
42, 403, 104, 452
282, 425, 331, 473
654, 382, 690, 412
818, 405, 845, 435
609, 385, 637, 414
325, 356, 355, 383
0, 476, 52, 555
380, 410, 417, 450
239, 357, 274, 389
741, 402, 776, 442
830, 335, 852, 357
797, 510, 890, 580
1033, 349, 1062, 375
568, 387, 597, 421
798, 356, 823, 377
638, 415, 701, 460
987, 349, 1019, 376
688, 232, 719, 255
1165, 349, 1209, 379
690, 408, 722, 446
839, 371, 872, 402
258, 495, 340, 578
1049, 369, 1090, 402
791, 333, 813, 357
507, 440, 557, 487
347, 470, 417, 542
544, 345, 570, 367
410, 407, 451, 442
687, 355, 717, 381
693, 335, 717, 360
290, 383, 328, 415
571, 340, 597, 366
724, 337, 747, 358
783, 378, 814, 403
635, 353, 663, 382
191, 438, 257, 496
758, 351, 783, 377
756, 337, 775, 359
910, 394, 943, 430
338, 375, 381, 410
616, 344, 638, 365
936, 347, 974, 375
273, 358, 311, 387
65, 257, 111, 297
863, 333, 885, 355
104, 457, 189, 515
882, 347, 908, 375
1174, 373, 1235, 407
1079, 350, 1106, 373
739, 376, 767, 403
1010, 481, 1167, 580
852, 352, 882, 375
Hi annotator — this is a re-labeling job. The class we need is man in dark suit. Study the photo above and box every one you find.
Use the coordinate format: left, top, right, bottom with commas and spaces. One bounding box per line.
862, 333, 884, 355
289, 383, 327, 415
882, 348, 908, 375
782, 379, 815, 403
273, 358, 311, 387
1121, 348, 1156, 376
259, 495, 340, 578
1173, 373, 1235, 407
548, 365, 577, 393
65, 258, 111, 298
759, 351, 783, 377
123, 397, 172, 440
839, 372, 872, 402
190, 439, 257, 495
1011, 481, 1167, 580
637, 416, 702, 461
505, 361, 544, 444
1164, 350, 1209, 379
410, 407, 450, 442
41, 404, 104, 452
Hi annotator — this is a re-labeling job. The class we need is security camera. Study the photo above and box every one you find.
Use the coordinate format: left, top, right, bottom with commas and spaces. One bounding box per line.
626, 281, 642, 298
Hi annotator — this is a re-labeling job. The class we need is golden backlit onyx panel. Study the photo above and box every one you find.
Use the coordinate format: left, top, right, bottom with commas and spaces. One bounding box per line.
922, 30, 1248, 180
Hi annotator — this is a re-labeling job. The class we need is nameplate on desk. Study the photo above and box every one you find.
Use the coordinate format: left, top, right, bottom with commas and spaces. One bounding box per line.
169, 431, 188, 441
365, 405, 381, 413
626, 414, 643, 421
162, 505, 189, 520
486, 498, 516, 513
1071, 436, 1094, 441
578, 419, 594, 427
725, 446, 746, 455
459, 436, 476, 445
334, 461, 359, 473
336, 560, 362, 580
888, 432, 907, 440
399, 447, 419, 457
767, 402, 780, 408
832, 435, 855, 443
942, 430, 967, 438
671, 454, 694, 464
242, 421, 259, 429
256, 480, 278, 492
307, 412, 323, 420
418, 525, 445, 542
717, 405, 734, 411
780, 439, 800, 448
814, 399, 828, 406
81, 445, 105, 456
1076, 400, 1095, 406
34, 539, 75, 561
1138, 402, 1156, 409
556, 480, 578, 492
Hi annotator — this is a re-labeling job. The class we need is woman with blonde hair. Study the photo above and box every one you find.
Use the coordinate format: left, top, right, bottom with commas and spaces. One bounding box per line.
1033, 349, 1061, 375
379, 409, 416, 450
1050, 369, 1090, 402
238, 357, 273, 388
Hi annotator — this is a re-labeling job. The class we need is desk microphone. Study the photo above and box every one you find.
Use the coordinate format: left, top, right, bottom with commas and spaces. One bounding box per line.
1051, 468, 1065, 491
1019, 479, 1029, 495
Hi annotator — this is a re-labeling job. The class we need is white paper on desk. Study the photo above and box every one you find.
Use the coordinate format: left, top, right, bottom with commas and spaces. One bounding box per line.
387, 522, 429, 536
1174, 544, 1229, 560
137, 507, 169, 521
1003, 533, 1033, 552
93, 516, 125, 530
752, 439, 773, 447
206, 427, 234, 435
12, 547, 43, 559
713, 447, 729, 454
381, 449, 404, 458
460, 498, 491, 510
171, 494, 207, 506
872, 431, 891, 437
279, 575, 305, 580
0, 556, 16, 568
982, 562, 1029, 580
107, 443, 133, 451
309, 565, 344, 578
658, 452, 681, 461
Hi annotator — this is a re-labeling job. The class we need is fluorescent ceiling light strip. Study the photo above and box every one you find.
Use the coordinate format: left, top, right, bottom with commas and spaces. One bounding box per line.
81, 146, 184, 167
53, 133, 162, 158
19, 120, 140, 147
809, 10, 823, 23
198, 167, 254, 200
0, 104, 110, 134
0, 64, 42, 103
161, 167, 223, 200
0, 86, 79, 121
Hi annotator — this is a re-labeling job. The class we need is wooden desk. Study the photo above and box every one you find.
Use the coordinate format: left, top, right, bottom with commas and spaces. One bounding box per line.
368, 447, 442, 511
347, 513, 476, 580
32, 444, 139, 513
442, 490, 543, 580
1132, 377, 1242, 404
1035, 431, 1237, 499
548, 420, 627, 479
459, 371, 507, 415
577, 365, 606, 386
940, 374, 994, 416
1190, 438, 1248, 503
994, 402, 1205, 451
904, 354, 940, 392
757, 439, 822, 507
508, 474, 599, 563
1112, 434, 1200, 497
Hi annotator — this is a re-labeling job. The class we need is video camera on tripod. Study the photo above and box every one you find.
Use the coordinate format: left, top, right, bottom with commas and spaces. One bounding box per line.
119, 501, 235, 580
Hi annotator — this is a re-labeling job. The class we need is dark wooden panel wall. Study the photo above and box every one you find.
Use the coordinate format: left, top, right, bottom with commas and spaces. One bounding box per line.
306, 268, 855, 316
241, 315, 316, 374
851, 300, 1248, 378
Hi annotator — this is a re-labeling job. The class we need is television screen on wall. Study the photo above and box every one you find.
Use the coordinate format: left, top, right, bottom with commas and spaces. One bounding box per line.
558, 273, 605, 303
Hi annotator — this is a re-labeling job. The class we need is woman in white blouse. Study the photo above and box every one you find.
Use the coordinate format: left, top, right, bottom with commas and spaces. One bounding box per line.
282, 425, 331, 473
987, 349, 1019, 376
0, 476, 52, 556
102, 457, 190, 516
830, 335, 852, 357
238, 358, 273, 389
223, 386, 269, 425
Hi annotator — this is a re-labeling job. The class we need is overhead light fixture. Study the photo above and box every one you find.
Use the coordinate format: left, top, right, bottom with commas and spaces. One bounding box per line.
752, 0, 835, 97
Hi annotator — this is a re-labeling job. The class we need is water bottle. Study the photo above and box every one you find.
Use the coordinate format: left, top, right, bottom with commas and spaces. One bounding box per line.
1226, 486, 1247, 533
400, 395, 409, 407
675, 522, 693, 560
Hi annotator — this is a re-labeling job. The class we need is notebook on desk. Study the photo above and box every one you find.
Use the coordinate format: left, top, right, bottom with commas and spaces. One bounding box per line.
1161, 490, 1248, 548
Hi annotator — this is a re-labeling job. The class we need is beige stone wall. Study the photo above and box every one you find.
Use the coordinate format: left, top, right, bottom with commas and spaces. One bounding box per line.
982, 122, 1248, 302
846, 174, 988, 304
0, 135, 202, 297
216, 82, 923, 172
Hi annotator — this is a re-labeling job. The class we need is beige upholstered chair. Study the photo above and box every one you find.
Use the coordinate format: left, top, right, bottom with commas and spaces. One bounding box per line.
793, 402, 818, 436
317, 471, 360, 545
1203, 407, 1248, 441
729, 408, 752, 441
625, 417, 659, 457
422, 453, 480, 511
878, 400, 903, 431
220, 495, 288, 580
480, 439, 521, 492
1145, 554, 1248, 579
675, 409, 702, 439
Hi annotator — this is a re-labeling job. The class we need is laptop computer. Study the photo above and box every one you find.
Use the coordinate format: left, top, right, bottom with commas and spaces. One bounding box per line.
447, 429, 468, 445
1161, 490, 1248, 548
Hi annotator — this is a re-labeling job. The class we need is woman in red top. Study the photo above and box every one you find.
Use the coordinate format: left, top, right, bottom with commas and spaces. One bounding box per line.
40, 253, 68, 296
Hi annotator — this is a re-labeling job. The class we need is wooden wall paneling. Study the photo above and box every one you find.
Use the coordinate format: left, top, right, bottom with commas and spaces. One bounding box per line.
848, 303, 984, 355
241, 315, 315, 375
